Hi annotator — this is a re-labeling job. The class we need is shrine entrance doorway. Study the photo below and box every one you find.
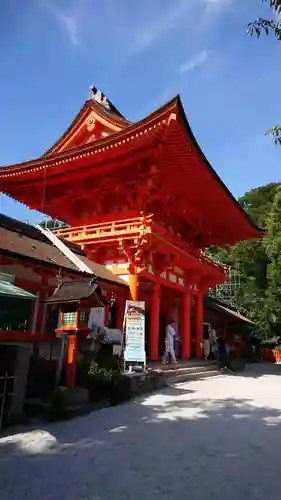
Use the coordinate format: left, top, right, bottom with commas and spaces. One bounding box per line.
136, 276, 194, 362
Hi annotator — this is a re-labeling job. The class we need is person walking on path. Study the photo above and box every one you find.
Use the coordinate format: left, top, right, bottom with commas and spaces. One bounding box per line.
217, 335, 235, 372
209, 325, 217, 360
203, 323, 211, 360
163, 320, 177, 364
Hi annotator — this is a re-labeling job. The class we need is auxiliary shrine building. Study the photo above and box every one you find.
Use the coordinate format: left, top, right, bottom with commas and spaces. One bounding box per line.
0, 87, 260, 361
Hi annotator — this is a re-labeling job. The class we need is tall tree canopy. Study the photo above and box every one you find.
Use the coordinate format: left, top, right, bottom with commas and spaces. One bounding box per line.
207, 182, 281, 337
265, 186, 281, 333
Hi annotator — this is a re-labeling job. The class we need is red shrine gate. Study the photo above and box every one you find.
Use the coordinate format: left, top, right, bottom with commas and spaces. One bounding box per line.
0, 86, 261, 360
53, 215, 226, 360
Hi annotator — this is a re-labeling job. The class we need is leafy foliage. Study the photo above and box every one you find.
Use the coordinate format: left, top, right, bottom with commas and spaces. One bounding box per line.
248, 0, 281, 39
239, 183, 280, 229
265, 186, 281, 332
267, 125, 281, 145
207, 183, 281, 337
38, 219, 68, 230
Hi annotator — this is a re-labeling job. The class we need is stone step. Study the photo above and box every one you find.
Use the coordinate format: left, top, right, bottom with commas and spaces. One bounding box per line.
155, 361, 220, 384
161, 363, 216, 376
169, 368, 220, 384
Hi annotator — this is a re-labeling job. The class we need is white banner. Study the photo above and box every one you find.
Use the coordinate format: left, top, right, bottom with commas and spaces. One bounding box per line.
124, 300, 146, 365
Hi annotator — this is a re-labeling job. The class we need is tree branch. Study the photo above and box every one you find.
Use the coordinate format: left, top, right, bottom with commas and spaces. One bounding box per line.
248, 0, 281, 39
247, 18, 281, 39
267, 0, 281, 14
266, 126, 281, 145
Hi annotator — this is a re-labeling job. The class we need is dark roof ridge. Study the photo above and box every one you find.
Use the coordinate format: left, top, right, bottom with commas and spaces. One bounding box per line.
0, 213, 84, 255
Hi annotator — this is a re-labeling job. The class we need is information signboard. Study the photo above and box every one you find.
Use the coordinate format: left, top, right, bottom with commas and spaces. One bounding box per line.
123, 300, 146, 369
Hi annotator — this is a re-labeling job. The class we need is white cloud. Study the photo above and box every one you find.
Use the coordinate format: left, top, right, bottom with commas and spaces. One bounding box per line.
179, 50, 209, 73
204, 0, 233, 5
203, 0, 234, 20
39, 0, 234, 54
59, 13, 79, 46
40, 1, 79, 47
131, 0, 197, 53
118, 0, 234, 57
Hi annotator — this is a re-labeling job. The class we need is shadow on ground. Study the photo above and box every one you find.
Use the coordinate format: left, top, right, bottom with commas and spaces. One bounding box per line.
242, 361, 281, 378
0, 364, 281, 500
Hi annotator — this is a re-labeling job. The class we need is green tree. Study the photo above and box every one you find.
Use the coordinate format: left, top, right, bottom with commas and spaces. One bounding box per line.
248, 0, 281, 144
230, 239, 269, 332
207, 183, 281, 336
239, 182, 280, 229
38, 219, 68, 230
265, 186, 281, 332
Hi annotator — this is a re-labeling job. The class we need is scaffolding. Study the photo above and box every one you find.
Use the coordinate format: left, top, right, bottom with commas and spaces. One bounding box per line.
209, 266, 241, 307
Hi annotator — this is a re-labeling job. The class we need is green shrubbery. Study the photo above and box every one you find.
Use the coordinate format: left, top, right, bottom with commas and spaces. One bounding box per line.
24, 347, 132, 424
76, 348, 131, 405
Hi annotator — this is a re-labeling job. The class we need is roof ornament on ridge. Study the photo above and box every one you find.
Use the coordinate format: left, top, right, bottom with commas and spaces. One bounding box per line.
88, 84, 125, 118
89, 84, 110, 110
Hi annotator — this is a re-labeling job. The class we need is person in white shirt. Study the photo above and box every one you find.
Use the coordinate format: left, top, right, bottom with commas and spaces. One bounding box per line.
203, 323, 211, 360
163, 320, 177, 364
209, 325, 217, 359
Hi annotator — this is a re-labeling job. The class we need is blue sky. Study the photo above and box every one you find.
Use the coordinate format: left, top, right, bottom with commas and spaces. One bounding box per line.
0, 0, 280, 224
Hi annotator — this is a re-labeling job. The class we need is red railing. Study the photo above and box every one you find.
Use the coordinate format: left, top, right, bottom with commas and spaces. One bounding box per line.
53, 215, 153, 245
53, 216, 225, 277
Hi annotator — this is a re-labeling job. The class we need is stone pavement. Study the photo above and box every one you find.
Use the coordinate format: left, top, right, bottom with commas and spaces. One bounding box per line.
1, 363, 281, 500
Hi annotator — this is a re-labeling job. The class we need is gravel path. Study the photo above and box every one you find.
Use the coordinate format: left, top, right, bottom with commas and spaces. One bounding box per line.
1, 363, 281, 500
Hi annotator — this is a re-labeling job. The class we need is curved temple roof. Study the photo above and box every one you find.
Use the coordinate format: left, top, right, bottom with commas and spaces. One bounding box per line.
0, 90, 261, 247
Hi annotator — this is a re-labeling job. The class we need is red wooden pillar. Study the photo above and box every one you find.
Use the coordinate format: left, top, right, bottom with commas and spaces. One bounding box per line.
66, 334, 77, 388
129, 274, 139, 301
166, 298, 174, 322
181, 290, 191, 360
149, 284, 160, 361
195, 293, 204, 359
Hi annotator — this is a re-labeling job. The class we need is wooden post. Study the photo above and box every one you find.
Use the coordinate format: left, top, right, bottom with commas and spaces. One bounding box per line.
181, 290, 191, 360
129, 274, 139, 301
195, 293, 204, 359
66, 334, 77, 388
149, 284, 160, 361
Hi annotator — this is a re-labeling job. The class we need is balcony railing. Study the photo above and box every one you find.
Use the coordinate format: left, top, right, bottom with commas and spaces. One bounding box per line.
53, 215, 153, 245
53, 216, 225, 276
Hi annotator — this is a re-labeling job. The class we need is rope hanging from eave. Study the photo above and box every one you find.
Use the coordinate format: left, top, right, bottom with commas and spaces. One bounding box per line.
52, 267, 63, 297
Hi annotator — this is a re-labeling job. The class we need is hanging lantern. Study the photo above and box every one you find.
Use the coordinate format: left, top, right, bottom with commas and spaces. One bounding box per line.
46, 279, 106, 337
56, 303, 90, 338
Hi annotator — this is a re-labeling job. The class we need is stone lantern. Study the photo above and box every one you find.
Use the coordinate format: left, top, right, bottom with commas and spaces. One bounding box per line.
46, 279, 107, 388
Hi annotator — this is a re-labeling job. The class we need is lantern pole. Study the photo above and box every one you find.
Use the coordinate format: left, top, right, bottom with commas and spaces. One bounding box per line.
55, 337, 66, 387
